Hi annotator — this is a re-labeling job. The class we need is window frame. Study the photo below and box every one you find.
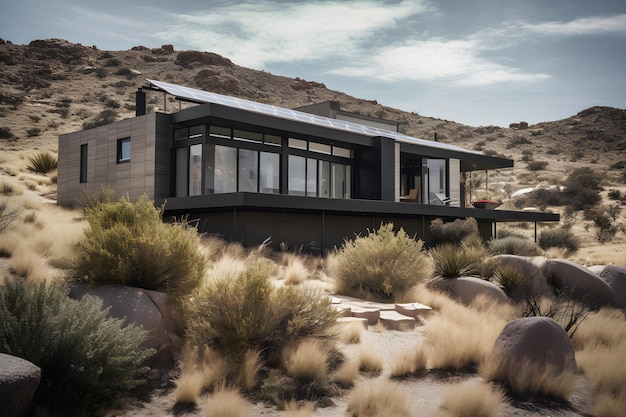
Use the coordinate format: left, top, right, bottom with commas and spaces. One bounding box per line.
117, 137, 131, 164
79, 143, 88, 183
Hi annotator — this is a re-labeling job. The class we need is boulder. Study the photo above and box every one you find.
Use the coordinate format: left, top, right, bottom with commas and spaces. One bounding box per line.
70, 284, 183, 370
545, 259, 615, 309
599, 264, 626, 309
0, 353, 41, 417
493, 255, 553, 299
490, 317, 576, 374
428, 276, 510, 306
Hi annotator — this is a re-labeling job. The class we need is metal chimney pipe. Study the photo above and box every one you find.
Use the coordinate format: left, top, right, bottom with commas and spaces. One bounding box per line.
136, 89, 146, 116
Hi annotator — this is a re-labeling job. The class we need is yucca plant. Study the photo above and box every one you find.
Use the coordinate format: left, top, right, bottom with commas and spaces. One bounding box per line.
493, 265, 526, 302
26, 151, 58, 175
430, 243, 479, 278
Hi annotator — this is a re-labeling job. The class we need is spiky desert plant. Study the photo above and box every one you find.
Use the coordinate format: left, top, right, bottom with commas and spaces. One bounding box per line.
334, 223, 431, 301
430, 243, 477, 278
26, 151, 57, 174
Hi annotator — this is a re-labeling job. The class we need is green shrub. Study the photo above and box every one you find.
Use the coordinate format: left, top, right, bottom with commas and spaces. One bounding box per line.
333, 223, 431, 301
430, 243, 481, 278
0, 278, 152, 413
26, 151, 58, 174
185, 257, 338, 366
430, 217, 480, 245
488, 236, 543, 256
539, 228, 580, 252
73, 196, 206, 303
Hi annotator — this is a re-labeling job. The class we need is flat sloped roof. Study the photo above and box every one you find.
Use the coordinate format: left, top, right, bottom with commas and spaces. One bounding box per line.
146, 79, 498, 159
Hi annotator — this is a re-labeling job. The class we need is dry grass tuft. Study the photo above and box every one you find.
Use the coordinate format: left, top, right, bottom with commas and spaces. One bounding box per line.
279, 253, 311, 285
438, 379, 506, 417
589, 390, 626, 417
347, 380, 412, 417
573, 308, 626, 350
283, 339, 328, 383
422, 294, 512, 370
576, 340, 626, 399
204, 385, 250, 417
8, 248, 52, 281
237, 349, 263, 391
389, 345, 427, 378
334, 320, 364, 344
331, 358, 359, 388
358, 344, 384, 374
480, 355, 577, 400
174, 369, 205, 405
281, 400, 315, 417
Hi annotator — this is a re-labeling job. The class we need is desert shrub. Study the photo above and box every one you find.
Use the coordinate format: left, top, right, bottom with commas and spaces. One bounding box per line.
591, 210, 620, 243
185, 258, 338, 366
539, 228, 580, 252
26, 151, 58, 174
72, 196, 206, 303
520, 295, 590, 338
0, 278, 152, 413
0, 201, 19, 232
608, 189, 622, 200
1, 182, 20, 196
26, 127, 41, 137
527, 160, 548, 171
333, 223, 431, 301
0, 126, 13, 139
495, 228, 526, 239
506, 136, 532, 148
488, 236, 543, 256
389, 346, 427, 378
430, 244, 479, 278
82, 109, 118, 129
430, 217, 480, 245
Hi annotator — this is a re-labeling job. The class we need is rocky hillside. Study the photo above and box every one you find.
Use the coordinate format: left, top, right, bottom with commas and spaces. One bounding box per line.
1, 38, 625, 191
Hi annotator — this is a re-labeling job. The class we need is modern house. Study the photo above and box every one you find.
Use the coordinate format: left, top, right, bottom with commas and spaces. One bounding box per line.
57, 80, 559, 254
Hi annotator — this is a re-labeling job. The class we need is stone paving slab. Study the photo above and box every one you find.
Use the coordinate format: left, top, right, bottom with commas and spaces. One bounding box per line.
379, 310, 417, 331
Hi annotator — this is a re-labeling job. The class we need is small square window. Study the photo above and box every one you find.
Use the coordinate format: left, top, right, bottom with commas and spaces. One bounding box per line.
117, 138, 131, 163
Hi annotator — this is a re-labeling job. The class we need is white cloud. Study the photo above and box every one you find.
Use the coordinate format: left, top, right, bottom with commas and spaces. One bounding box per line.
522, 14, 626, 36
328, 39, 549, 86
154, 0, 430, 68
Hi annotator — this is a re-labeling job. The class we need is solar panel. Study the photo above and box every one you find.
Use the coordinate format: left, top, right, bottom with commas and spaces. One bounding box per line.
146, 79, 483, 155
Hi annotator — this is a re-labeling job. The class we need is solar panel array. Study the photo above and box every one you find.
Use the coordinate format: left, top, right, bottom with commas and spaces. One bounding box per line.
146, 79, 482, 155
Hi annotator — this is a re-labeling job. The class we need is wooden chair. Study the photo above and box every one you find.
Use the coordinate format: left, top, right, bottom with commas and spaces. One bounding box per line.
400, 188, 418, 202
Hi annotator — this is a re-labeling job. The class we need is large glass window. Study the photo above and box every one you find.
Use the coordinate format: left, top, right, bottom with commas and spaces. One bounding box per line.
260, 152, 280, 193
288, 155, 306, 196
319, 160, 330, 198
215, 145, 236, 193
238, 149, 258, 192
332, 163, 345, 199
424, 158, 447, 204
189, 144, 202, 196
175, 148, 188, 197
306, 158, 317, 197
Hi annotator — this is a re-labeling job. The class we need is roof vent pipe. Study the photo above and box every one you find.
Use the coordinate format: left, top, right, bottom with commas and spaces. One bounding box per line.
136, 89, 146, 116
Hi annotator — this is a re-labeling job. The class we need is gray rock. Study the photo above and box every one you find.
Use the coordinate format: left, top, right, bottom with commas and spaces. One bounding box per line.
545, 259, 615, 309
599, 264, 626, 309
428, 276, 510, 306
491, 317, 576, 373
0, 353, 41, 417
70, 284, 183, 370
493, 255, 553, 299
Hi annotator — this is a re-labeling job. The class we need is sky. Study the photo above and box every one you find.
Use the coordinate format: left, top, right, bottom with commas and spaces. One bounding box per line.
1, 0, 625, 127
